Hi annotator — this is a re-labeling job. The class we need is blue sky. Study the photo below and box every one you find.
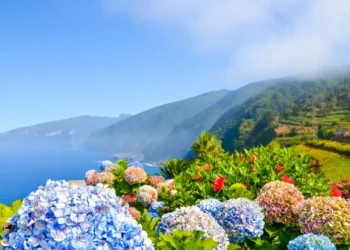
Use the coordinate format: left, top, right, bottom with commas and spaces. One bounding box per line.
1, 0, 350, 131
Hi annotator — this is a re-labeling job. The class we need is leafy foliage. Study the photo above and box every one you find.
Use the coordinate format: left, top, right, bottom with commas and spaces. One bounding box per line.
0, 200, 23, 239
161, 133, 329, 209
156, 230, 219, 250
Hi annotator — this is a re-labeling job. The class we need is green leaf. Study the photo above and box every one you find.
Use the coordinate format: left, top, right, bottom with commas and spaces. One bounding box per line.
227, 243, 242, 250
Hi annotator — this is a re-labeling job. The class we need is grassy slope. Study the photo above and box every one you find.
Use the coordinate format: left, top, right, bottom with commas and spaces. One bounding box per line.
296, 144, 350, 181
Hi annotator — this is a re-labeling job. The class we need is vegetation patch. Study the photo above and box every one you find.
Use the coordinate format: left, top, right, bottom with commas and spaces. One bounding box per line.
296, 144, 350, 181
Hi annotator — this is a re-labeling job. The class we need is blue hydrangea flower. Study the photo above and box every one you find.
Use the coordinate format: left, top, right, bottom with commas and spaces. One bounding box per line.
1, 180, 154, 249
128, 161, 144, 170
147, 201, 165, 220
158, 206, 229, 250
219, 198, 264, 244
149, 201, 165, 212
196, 199, 223, 220
288, 234, 336, 250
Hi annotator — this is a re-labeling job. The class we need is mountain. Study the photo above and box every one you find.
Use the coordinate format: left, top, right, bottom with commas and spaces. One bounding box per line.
0, 114, 131, 150
211, 66, 350, 152
84, 90, 231, 158
146, 80, 275, 159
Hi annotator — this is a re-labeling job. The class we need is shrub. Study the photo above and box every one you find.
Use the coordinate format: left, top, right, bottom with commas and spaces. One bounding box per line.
298, 196, 350, 245
196, 199, 224, 221
287, 233, 336, 250
124, 167, 148, 185
148, 176, 166, 188
330, 178, 350, 199
219, 198, 264, 243
1, 180, 154, 249
138, 185, 158, 207
256, 181, 304, 225
157, 206, 229, 250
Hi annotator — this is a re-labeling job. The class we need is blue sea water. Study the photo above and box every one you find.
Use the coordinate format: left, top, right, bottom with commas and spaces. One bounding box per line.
0, 149, 161, 205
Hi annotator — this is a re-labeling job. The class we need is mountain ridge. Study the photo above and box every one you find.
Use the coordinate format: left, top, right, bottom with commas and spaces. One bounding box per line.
0, 114, 131, 150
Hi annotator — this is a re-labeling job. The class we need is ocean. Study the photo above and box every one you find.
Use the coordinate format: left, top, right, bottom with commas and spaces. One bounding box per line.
0, 149, 161, 205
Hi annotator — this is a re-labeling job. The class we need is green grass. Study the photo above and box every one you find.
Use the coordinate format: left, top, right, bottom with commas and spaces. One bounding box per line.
296, 144, 350, 181
304, 140, 350, 157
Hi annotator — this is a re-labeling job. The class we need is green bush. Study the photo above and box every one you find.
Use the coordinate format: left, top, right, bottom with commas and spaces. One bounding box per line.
162, 145, 329, 209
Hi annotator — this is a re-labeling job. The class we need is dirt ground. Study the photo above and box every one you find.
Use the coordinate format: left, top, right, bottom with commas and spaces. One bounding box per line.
275, 125, 313, 134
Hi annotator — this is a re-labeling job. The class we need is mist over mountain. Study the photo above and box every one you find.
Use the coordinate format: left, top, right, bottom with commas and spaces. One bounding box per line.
0, 114, 131, 150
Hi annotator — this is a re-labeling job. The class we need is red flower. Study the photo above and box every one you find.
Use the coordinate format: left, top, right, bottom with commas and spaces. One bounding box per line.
195, 166, 201, 171
193, 174, 201, 181
276, 165, 283, 171
313, 161, 317, 166
231, 164, 236, 168
281, 175, 294, 184
242, 184, 247, 190
250, 156, 256, 163
213, 177, 225, 192
204, 165, 211, 171
310, 166, 316, 172
330, 186, 342, 197
251, 166, 256, 173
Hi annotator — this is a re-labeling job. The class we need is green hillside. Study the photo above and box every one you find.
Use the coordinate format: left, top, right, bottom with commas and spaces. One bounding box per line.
85, 90, 231, 157
211, 67, 350, 153
145, 80, 274, 160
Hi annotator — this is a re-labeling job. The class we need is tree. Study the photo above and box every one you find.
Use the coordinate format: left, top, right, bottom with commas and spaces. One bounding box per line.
191, 132, 224, 160
289, 128, 298, 137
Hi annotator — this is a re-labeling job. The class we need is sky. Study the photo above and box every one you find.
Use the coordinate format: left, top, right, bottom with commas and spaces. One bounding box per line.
1, 0, 350, 132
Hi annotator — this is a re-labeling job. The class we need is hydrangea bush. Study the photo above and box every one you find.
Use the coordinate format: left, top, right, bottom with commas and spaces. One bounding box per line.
137, 185, 158, 207
196, 199, 224, 220
104, 163, 120, 173
124, 167, 148, 185
148, 176, 166, 188
1, 180, 154, 249
219, 198, 264, 243
298, 196, 350, 245
157, 206, 229, 250
256, 181, 304, 225
121, 193, 138, 206
148, 201, 165, 220
85, 170, 100, 186
287, 234, 336, 250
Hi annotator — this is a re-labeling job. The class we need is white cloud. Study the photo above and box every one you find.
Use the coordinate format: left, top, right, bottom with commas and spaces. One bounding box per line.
102, 0, 350, 85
